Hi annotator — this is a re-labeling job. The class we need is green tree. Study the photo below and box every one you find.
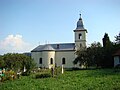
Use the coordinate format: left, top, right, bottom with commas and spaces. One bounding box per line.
87, 42, 103, 68
102, 33, 114, 68
115, 32, 120, 44
73, 42, 103, 68
0, 55, 5, 68
3, 53, 36, 73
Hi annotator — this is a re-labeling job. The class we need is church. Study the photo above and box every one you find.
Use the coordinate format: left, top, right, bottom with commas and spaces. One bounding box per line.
31, 14, 87, 69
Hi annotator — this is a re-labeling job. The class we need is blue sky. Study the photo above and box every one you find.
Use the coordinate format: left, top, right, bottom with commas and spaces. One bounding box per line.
0, 0, 120, 54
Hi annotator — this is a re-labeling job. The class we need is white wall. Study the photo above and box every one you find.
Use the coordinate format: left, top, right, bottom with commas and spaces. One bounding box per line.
75, 31, 86, 41
31, 51, 55, 68
114, 56, 120, 67
32, 50, 76, 69
74, 31, 86, 50
31, 52, 42, 67
55, 51, 75, 68
42, 51, 55, 69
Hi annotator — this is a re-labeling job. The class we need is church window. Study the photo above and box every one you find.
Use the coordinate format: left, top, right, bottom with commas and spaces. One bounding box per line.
62, 58, 66, 64
39, 58, 42, 64
79, 33, 82, 39
50, 58, 53, 64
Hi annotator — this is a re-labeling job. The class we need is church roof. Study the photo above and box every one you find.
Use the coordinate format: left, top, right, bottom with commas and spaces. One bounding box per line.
76, 14, 84, 30
113, 49, 120, 56
31, 43, 75, 52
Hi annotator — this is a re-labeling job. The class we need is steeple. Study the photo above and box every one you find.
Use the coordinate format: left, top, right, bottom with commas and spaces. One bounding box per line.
76, 14, 84, 30
73, 14, 87, 50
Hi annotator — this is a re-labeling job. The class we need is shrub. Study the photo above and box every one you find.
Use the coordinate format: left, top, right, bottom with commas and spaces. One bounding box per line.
21, 71, 30, 76
35, 73, 51, 79
115, 64, 120, 69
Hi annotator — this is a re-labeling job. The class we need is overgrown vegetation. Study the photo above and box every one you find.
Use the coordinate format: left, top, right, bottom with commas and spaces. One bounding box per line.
0, 53, 36, 82
0, 69, 120, 90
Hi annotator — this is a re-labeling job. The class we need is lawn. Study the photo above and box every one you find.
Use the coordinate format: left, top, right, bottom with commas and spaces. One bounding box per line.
0, 69, 120, 90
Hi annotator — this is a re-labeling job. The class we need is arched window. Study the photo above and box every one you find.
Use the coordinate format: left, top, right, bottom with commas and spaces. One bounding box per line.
62, 58, 66, 64
39, 58, 42, 64
79, 33, 82, 39
50, 58, 53, 64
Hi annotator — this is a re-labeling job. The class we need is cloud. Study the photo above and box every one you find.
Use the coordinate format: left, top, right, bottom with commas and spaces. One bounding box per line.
0, 34, 33, 55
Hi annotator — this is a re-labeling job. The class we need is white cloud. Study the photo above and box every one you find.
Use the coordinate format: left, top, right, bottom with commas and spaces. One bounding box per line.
0, 34, 33, 55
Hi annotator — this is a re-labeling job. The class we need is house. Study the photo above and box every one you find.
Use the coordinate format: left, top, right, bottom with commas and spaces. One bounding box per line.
31, 14, 87, 69
113, 49, 120, 67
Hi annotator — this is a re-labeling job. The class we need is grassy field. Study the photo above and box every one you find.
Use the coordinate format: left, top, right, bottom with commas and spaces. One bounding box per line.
0, 69, 120, 90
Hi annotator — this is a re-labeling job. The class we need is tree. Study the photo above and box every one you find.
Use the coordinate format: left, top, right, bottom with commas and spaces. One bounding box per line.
74, 48, 88, 68
0, 55, 5, 68
87, 42, 103, 68
3, 53, 36, 73
73, 42, 103, 68
115, 32, 120, 44
102, 33, 111, 47
102, 33, 114, 68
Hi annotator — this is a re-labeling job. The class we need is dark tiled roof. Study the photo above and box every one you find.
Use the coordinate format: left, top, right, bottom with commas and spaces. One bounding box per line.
31, 43, 75, 52
113, 49, 120, 56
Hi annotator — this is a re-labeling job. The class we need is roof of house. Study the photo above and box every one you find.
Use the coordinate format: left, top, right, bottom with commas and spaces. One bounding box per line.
31, 43, 75, 52
113, 49, 120, 56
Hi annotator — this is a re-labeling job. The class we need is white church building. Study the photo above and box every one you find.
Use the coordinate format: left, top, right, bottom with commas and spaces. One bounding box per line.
31, 14, 87, 69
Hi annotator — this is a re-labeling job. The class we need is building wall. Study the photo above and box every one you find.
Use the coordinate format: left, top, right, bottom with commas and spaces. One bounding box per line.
42, 51, 55, 69
31, 52, 42, 67
114, 56, 120, 67
55, 51, 75, 68
31, 50, 75, 69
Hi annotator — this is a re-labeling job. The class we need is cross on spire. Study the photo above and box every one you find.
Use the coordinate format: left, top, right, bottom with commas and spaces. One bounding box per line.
79, 13, 82, 20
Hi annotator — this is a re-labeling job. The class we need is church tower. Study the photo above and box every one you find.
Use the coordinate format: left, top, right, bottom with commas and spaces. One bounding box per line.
74, 14, 87, 50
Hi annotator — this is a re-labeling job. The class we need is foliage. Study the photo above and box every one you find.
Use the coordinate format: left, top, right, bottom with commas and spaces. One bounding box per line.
35, 73, 51, 79
0, 70, 16, 82
115, 32, 120, 44
0, 55, 5, 68
102, 33, 111, 47
102, 33, 114, 68
74, 32, 119, 68
1, 53, 36, 74
74, 42, 103, 68
0, 69, 120, 90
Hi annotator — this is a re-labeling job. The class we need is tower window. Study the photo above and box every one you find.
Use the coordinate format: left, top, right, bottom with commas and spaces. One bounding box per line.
62, 58, 66, 64
50, 58, 53, 64
39, 58, 42, 64
79, 33, 82, 39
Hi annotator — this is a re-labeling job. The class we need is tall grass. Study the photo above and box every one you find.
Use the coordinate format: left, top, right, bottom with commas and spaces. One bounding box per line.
0, 69, 120, 90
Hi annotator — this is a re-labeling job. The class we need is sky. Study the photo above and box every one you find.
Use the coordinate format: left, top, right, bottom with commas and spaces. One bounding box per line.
0, 0, 120, 55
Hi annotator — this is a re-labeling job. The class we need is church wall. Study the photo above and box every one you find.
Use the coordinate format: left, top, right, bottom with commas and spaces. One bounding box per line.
42, 51, 55, 69
55, 51, 75, 68
31, 52, 42, 67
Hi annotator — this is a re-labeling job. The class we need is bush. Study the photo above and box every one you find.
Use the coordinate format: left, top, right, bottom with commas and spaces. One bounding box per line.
35, 73, 51, 79
72, 67, 80, 70
115, 64, 120, 69
22, 71, 30, 76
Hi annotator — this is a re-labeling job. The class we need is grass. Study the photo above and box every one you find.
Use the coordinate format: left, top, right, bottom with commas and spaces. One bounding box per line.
0, 69, 120, 90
